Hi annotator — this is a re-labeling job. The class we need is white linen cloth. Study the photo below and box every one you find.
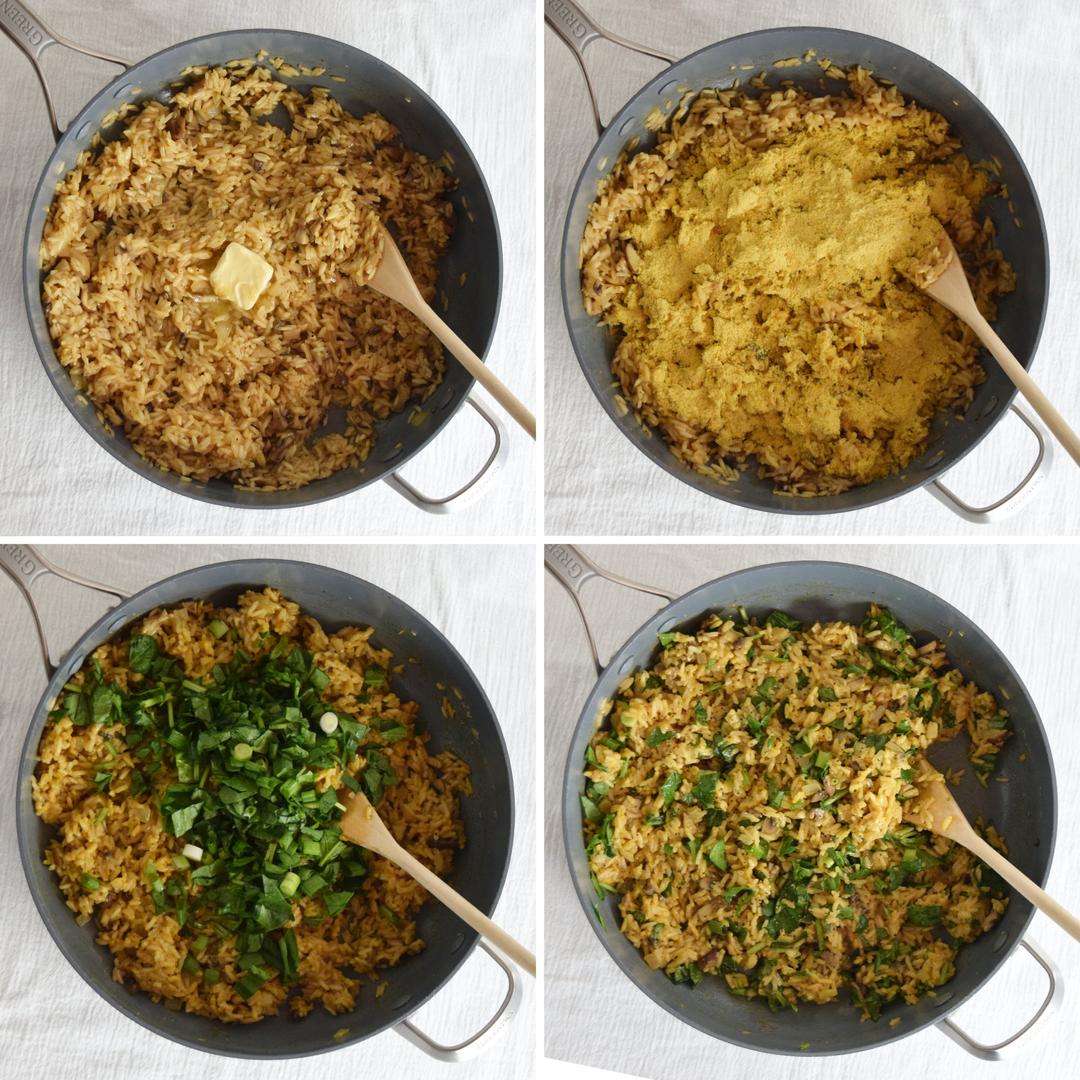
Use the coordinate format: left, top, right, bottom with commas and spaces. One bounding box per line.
544, 0, 1080, 536
545, 543, 1080, 1079
0, 0, 535, 537
0, 543, 535, 1079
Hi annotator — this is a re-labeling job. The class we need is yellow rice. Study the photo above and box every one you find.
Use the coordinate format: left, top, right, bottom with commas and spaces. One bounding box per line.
41, 65, 454, 489
33, 588, 469, 1022
580, 68, 1014, 495
583, 606, 1010, 1018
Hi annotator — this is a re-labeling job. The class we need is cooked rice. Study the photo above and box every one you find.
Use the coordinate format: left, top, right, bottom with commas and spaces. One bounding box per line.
41, 64, 454, 489
33, 588, 470, 1022
583, 606, 1011, 1019
580, 67, 1014, 495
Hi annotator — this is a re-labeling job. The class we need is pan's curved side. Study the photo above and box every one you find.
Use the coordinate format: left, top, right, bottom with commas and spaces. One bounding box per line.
561, 561, 1056, 1055
560, 26, 1049, 516
22, 29, 502, 510
16, 559, 514, 1059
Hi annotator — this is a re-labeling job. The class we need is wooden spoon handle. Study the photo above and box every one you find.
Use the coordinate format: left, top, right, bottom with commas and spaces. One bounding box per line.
964, 831, 1080, 944
392, 843, 537, 976
967, 308, 1080, 467
409, 298, 536, 439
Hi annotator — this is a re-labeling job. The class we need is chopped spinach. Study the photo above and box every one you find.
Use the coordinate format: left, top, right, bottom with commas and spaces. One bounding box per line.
764, 611, 801, 630
905, 904, 943, 927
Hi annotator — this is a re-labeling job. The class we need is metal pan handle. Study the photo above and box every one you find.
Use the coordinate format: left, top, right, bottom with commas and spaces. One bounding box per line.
382, 395, 508, 514
0, 0, 128, 142
394, 941, 521, 1062
544, 544, 673, 675
543, 0, 678, 134
928, 404, 1052, 524
0, 543, 129, 677
936, 937, 1062, 1059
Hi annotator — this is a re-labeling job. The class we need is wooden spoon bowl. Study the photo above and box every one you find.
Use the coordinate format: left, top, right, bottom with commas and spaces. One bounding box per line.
907, 778, 1080, 943
365, 224, 536, 439
339, 788, 536, 976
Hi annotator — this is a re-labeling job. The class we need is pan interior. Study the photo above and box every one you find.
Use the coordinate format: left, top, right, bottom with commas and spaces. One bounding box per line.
563, 562, 1055, 1055
24, 29, 501, 509
561, 27, 1048, 515
17, 560, 513, 1057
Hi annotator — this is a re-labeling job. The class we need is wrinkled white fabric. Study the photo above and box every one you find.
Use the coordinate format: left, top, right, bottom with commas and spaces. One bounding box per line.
0, 0, 535, 537
0, 543, 535, 1078
545, 542, 1080, 1079
544, 0, 1080, 536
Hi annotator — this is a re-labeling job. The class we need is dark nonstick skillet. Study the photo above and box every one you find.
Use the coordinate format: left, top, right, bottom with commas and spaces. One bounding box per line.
2, 0, 507, 514
2, 543, 521, 1060
545, 544, 1062, 1058
545, 0, 1052, 522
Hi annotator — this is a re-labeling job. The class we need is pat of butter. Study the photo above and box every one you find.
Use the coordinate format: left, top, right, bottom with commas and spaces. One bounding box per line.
210, 242, 273, 310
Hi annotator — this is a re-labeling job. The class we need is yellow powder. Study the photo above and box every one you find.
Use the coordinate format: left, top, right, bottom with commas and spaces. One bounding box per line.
582, 69, 1014, 494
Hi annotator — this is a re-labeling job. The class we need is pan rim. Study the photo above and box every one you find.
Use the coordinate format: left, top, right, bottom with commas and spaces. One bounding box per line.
15, 556, 516, 1059
21, 27, 505, 510
558, 557, 1058, 1055
557, 24, 1051, 517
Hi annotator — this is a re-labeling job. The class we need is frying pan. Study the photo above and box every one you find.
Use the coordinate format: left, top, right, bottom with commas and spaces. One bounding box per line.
545, 543, 1062, 1058
2, 0, 508, 514
1, 543, 521, 1061
546, 0, 1053, 523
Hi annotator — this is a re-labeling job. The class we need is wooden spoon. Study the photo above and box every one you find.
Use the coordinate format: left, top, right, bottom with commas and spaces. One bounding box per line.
339, 788, 536, 975
906, 778, 1080, 943
919, 237, 1080, 467
366, 224, 536, 439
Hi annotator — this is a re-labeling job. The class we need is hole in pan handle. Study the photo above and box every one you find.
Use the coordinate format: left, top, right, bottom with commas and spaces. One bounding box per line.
936, 938, 1062, 1060
543, 0, 678, 135
382, 395, 507, 514
0, 0, 129, 142
0, 543, 130, 677
393, 941, 521, 1063
544, 544, 674, 675
928, 404, 1052, 525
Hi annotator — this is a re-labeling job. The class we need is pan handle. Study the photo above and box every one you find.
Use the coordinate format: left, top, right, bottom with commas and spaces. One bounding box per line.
0, 0, 128, 143
394, 941, 521, 1062
544, 544, 674, 675
543, 0, 678, 135
928, 404, 1052, 524
935, 937, 1061, 1060
382, 395, 508, 514
0, 543, 130, 677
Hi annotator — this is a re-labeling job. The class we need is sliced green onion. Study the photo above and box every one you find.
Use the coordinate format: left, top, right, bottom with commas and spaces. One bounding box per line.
280, 871, 301, 898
